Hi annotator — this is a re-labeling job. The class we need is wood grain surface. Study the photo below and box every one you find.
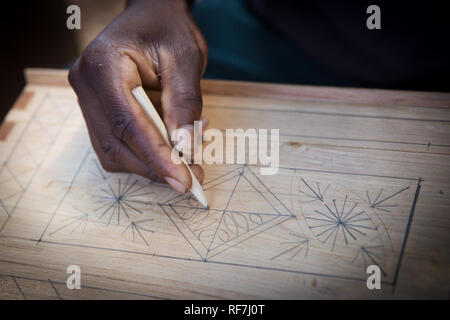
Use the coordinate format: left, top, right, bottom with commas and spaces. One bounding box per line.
0, 68, 449, 299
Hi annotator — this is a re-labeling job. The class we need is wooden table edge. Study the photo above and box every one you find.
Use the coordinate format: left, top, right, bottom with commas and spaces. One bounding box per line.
24, 67, 450, 108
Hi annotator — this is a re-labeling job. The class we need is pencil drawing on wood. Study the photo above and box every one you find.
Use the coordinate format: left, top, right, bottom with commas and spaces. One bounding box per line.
1, 77, 441, 299
0, 90, 420, 287
32, 128, 418, 286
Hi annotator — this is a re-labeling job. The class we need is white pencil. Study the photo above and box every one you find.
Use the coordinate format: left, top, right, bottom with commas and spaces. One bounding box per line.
132, 86, 209, 209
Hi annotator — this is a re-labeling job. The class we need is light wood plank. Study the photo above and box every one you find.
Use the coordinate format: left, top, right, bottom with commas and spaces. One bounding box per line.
0, 68, 448, 299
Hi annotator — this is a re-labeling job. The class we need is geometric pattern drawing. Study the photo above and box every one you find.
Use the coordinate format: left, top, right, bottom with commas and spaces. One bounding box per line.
48, 210, 89, 236
270, 233, 310, 261
297, 176, 416, 280
0, 87, 428, 298
353, 245, 387, 276
33, 154, 420, 287
0, 93, 74, 232
366, 187, 410, 213
299, 178, 329, 203
160, 165, 295, 261
94, 174, 154, 226
305, 195, 377, 250
0, 272, 166, 300
0, 166, 24, 220
23, 142, 420, 289
46, 157, 157, 247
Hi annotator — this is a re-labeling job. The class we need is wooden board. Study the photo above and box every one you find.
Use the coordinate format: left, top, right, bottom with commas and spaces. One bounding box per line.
0, 68, 449, 299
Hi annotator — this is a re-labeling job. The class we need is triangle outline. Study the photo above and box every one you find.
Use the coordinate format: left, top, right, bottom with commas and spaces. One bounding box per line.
160, 165, 295, 260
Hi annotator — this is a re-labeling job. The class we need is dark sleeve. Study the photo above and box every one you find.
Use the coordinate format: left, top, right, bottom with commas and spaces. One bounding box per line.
245, 0, 450, 91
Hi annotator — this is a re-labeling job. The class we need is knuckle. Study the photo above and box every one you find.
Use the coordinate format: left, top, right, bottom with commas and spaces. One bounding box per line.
138, 148, 156, 167
79, 47, 100, 71
94, 145, 121, 173
99, 141, 116, 161
110, 112, 136, 143
173, 44, 203, 63
133, 147, 158, 171
99, 139, 124, 165
78, 37, 112, 73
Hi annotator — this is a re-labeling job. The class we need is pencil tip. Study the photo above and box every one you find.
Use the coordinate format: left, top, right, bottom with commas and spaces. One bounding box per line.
206, 205, 209, 210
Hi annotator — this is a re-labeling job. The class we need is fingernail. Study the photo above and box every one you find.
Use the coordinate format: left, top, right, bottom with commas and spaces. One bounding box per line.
164, 177, 186, 193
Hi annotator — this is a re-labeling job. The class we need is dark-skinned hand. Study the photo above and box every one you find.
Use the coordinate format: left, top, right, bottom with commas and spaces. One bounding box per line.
69, 0, 207, 194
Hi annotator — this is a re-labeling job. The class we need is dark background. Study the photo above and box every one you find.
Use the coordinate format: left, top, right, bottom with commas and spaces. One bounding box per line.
0, 1, 77, 122
1, 0, 449, 123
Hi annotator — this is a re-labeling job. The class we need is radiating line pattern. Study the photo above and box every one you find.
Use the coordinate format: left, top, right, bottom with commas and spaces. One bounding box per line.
48, 159, 156, 247
353, 245, 387, 276
94, 174, 153, 226
305, 195, 377, 250
366, 187, 410, 212
48, 211, 89, 236
299, 178, 329, 203
0, 87, 424, 291
270, 233, 309, 261
122, 219, 155, 246
89, 158, 111, 181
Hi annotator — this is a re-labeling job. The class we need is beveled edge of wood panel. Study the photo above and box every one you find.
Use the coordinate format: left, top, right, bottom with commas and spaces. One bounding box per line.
200, 80, 450, 109
25, 68, 70, 87
0, 121, 15, 141
25, 68, 450, 108
12, 90, 34, 110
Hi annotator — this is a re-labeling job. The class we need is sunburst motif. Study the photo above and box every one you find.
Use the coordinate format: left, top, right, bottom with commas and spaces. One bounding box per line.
306, 195, 377, 250
94, 174, 153, 225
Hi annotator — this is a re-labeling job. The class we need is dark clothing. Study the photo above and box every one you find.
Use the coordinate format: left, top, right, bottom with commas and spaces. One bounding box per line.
245, 0, 450, 91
